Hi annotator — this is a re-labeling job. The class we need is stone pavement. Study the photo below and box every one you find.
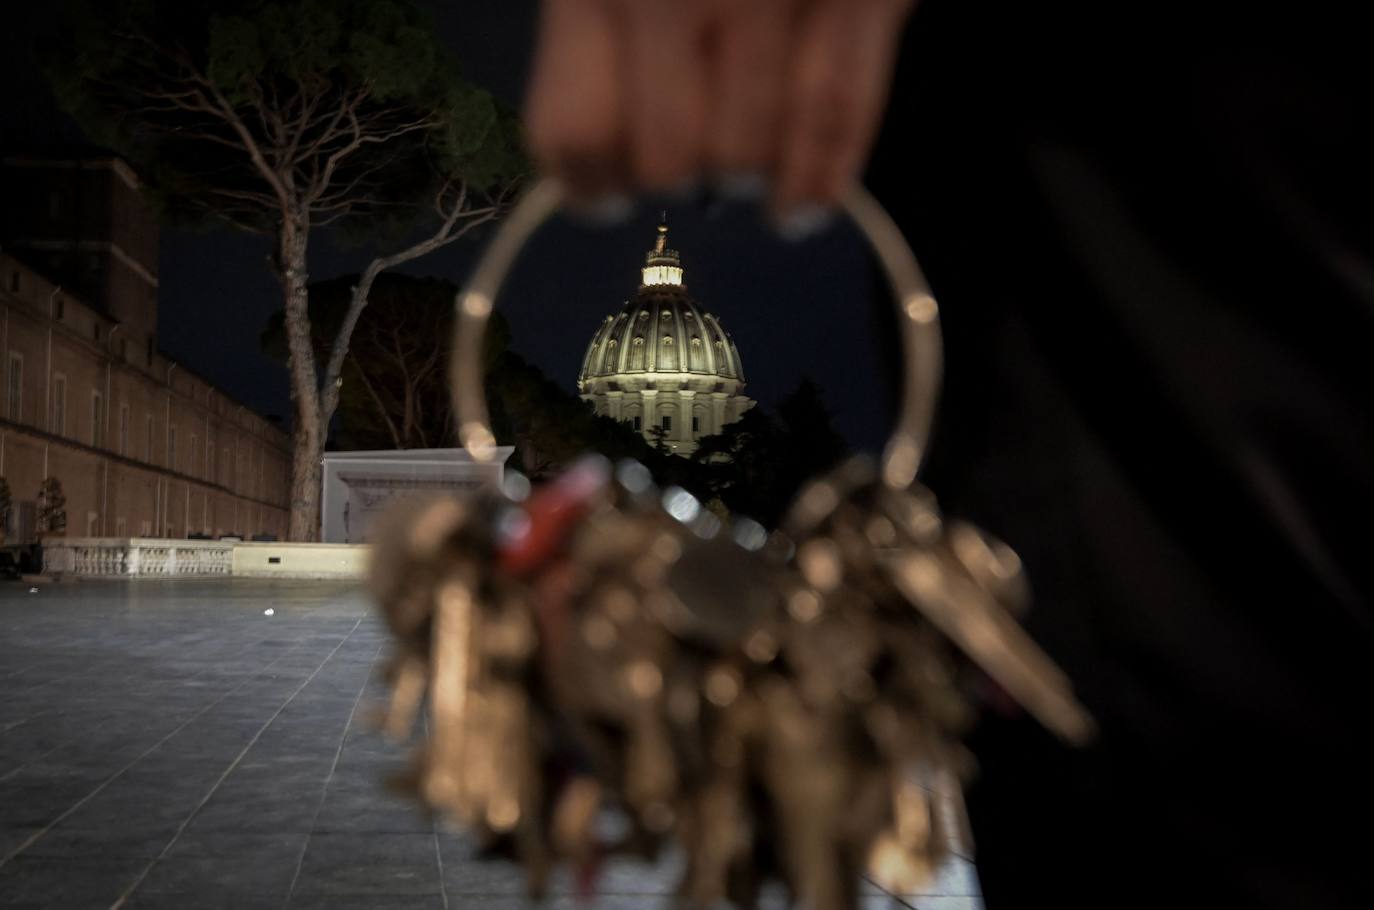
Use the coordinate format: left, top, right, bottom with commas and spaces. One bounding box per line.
0, 579, 984, 909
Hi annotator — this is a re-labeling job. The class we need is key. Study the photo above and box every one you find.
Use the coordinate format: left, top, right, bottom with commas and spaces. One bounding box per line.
368, 450, 1094, 909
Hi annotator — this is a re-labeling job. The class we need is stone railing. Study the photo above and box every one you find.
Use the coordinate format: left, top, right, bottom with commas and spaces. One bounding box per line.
42, 538, 235, 578
40, 537, 368, 580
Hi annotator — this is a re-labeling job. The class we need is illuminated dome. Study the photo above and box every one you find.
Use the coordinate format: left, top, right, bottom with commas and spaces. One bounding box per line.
577, 217, 754, 455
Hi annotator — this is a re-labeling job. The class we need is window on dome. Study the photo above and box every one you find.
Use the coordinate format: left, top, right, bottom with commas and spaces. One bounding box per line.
642, 265, 683, 286
633, 416, 642, 431
661, 414, 672, 432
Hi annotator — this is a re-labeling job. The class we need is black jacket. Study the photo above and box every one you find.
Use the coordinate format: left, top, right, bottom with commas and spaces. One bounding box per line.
870, 3, 1373, 906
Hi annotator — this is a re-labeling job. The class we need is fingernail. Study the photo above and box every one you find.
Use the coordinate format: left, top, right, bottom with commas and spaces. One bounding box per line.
774, 204, 834, 242
715, 172, 769, 202
567, 193, 635, 226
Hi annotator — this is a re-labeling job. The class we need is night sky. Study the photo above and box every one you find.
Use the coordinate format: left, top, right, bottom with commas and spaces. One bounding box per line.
3, 1, 893, 452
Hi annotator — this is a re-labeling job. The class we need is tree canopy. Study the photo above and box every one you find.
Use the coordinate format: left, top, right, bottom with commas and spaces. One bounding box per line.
690, 377, 849, 526
50, 0, 523, 234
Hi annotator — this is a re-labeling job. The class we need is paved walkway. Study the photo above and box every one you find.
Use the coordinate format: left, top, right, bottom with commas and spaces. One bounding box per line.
0, 579, 983, 909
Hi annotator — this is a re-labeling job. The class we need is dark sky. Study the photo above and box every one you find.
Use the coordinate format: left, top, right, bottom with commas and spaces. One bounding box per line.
3, 1, 894, 453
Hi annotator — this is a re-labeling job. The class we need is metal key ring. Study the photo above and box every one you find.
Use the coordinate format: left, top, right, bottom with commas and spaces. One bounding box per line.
452, 178, 942, 491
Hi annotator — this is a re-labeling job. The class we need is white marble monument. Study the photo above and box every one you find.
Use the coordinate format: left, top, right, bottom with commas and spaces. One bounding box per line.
320, 447, 514, 544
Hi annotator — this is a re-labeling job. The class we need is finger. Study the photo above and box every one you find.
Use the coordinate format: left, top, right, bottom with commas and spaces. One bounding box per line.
705, 0, 799, 188
775, 0, 913, 215
622, 0, 712, 190
525, 0, 630, 200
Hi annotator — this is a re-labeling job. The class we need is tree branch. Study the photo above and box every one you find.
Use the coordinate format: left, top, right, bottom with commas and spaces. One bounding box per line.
347, 355, 403, 450
313, 186, 507, 437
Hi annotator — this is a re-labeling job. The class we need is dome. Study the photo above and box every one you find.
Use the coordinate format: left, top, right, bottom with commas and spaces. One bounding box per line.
577, 217, 754, 455
578, 224, 745, 385
578, 291, 747, 384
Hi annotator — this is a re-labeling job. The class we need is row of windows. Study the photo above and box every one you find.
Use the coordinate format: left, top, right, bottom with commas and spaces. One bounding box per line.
7, 272, 159, 368
629, 413, 703, 434
601, 337, 728, 373
6, 349, 273, 494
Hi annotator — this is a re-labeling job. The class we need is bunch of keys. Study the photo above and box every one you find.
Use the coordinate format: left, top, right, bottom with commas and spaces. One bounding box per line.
368, 181, 1094, 909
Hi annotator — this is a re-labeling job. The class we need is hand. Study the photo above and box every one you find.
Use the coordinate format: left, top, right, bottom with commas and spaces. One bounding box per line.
525, 0, 915, 227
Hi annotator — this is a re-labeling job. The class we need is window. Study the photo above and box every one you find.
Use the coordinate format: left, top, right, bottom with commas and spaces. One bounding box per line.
86, 512, 99, 536
51, 374, 67, 435
661, 414, 672, 432
91, 390, 105, 448
139, 520, 152, 537
115, 517, 127, 537
692, 415, 700, 433
7, 352, 23, 421
118, 404, 129, 455
632, 416, 642, 431
146, 414, 155, 462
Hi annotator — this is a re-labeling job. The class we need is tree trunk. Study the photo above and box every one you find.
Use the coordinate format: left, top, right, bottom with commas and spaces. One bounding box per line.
280, 216, 324, 541
317, 269, 379, 445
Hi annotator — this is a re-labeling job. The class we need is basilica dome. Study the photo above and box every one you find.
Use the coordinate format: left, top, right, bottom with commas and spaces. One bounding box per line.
577, 218, 753, 455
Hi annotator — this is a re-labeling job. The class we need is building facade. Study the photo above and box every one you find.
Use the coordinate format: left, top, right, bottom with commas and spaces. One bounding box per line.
577, 219, 753, 455
0, 157, 291, 542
